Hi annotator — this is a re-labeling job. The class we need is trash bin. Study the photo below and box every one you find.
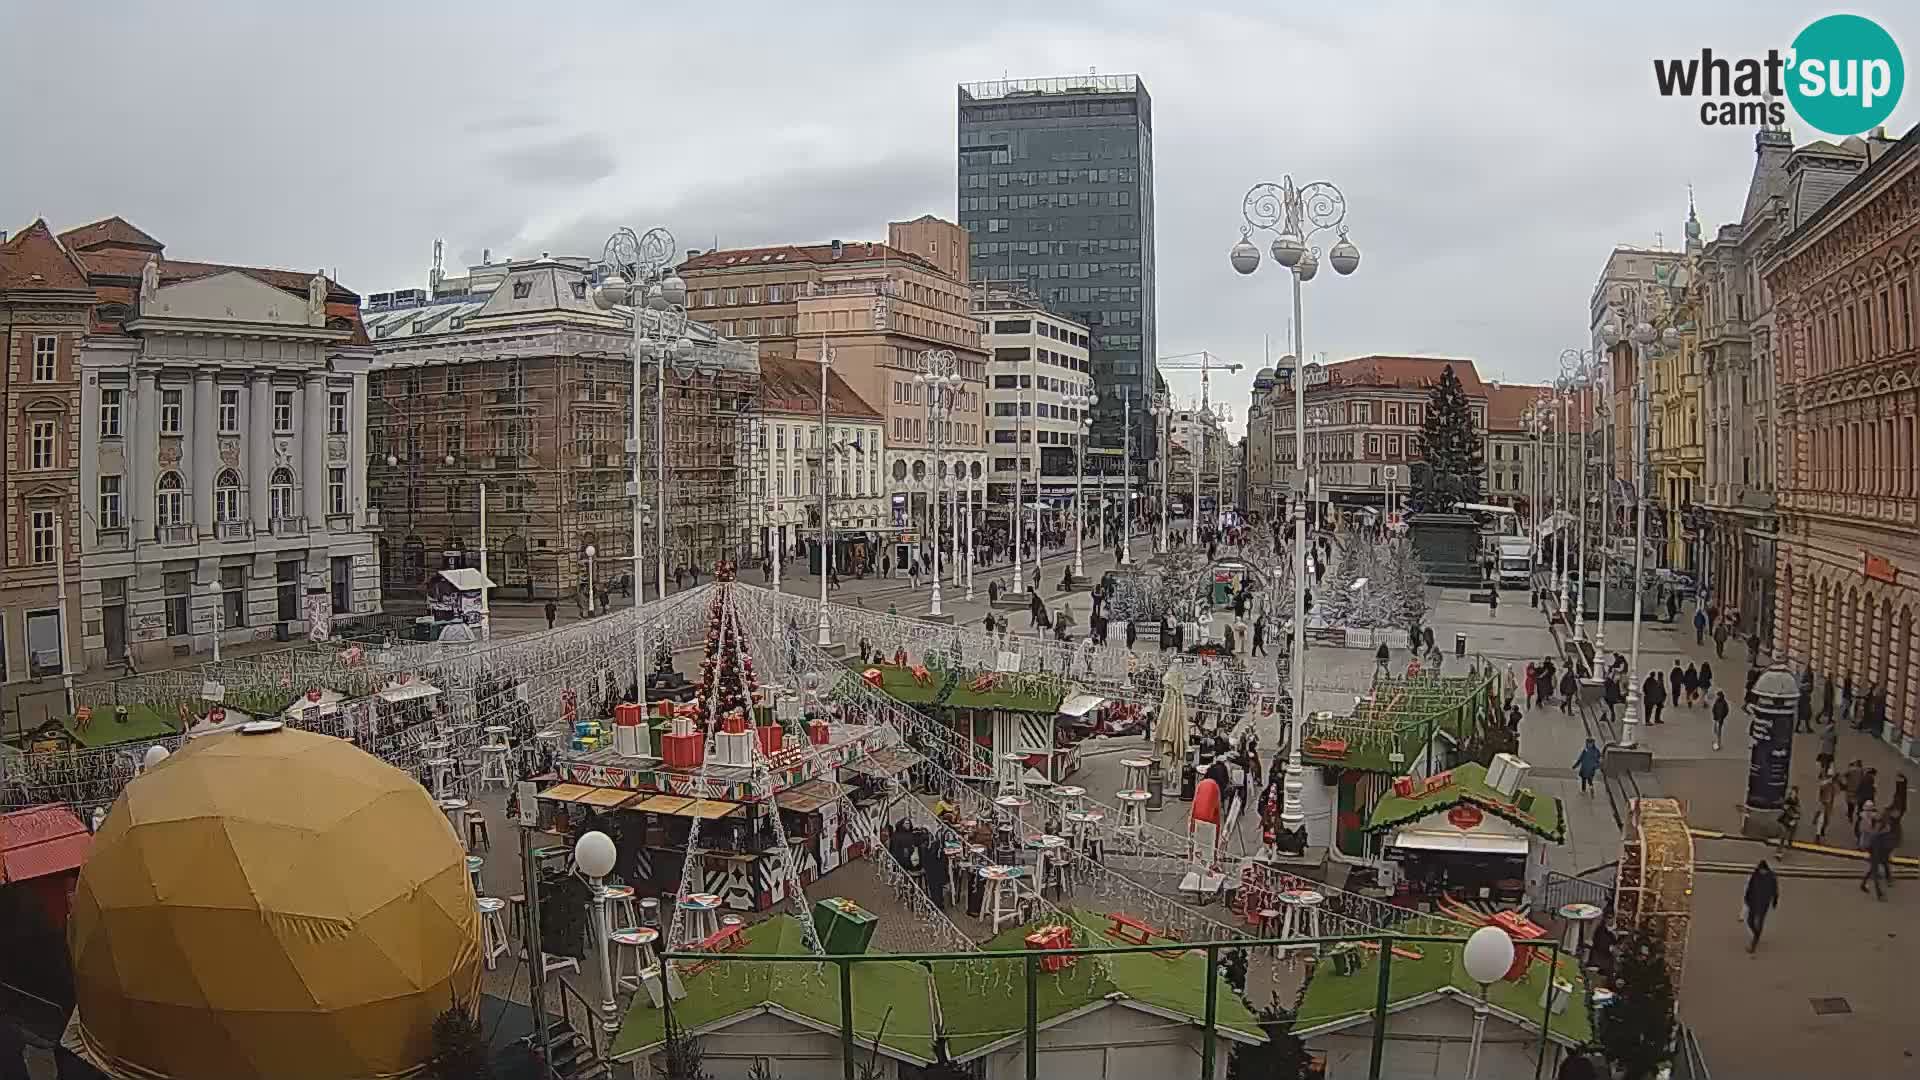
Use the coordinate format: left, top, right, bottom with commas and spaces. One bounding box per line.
1146, 763, 1165, 812
1454, 632, 1467, 658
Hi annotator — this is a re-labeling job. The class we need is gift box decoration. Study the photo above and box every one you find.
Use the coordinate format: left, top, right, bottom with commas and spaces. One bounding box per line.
862, 668, 884, 690
1023, 924, 1076, 973
722, 711, 749, 735
715, 729, 756, 767
756, 724, 785, 757
661, 731, 705, 769
1392, 775, 1416, 798
614, 702, 643, 729
807, 719, 831, 746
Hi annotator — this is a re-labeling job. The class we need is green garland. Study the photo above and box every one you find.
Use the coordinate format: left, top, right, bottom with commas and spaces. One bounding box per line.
1365, 790, 1565, 844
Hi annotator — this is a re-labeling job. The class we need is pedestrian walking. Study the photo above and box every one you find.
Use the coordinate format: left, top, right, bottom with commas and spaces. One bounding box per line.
1854, 767, 1878, 829
1710, 691, 1729, 750
1574, 738, 1602, 795
1125, 619, 1137, 649
1524, 662, 1538, 709
1642, 671, 1667, 724
1682, 663, 1700, 706
1861, 811, 1895, 899
1251, 616, 1267, 657
1816, 721, 1837, 774
1713, 620, 1730, 659
1538, 658, 1557, 708
544, 600, 557, 630
1841, 759, 1864, 825
1777, 786, 1801, 854
1487, 589, 1499, 615
1813, 769, 1840, 841
1699, 660, 1714, 699
1029, 591, 1044, 629
1378, 642, 1393, 678
988, 579, 1001, 605
1558, 669, 1578, 715
1816, 676, 1835, 726
1693, 606, 1708, 645
1602, 674, 1623, 724
1503, 662, 1518, 710
1742, 860, 1779, 952
1839, 675, 1855, 727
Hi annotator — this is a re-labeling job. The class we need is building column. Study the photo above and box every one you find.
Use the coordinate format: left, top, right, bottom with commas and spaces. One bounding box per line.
192, 371, 216, 531
303, 373, 326, 526
250, 375, 273, 530
349, 372, 370, 529
134, 368, 160, 533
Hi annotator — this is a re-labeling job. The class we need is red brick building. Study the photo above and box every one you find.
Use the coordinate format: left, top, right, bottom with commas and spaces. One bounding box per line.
1766, 127, 1920, 759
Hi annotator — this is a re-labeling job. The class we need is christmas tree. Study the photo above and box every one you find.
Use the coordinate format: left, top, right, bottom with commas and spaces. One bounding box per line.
1227, 996, 1310, 1080
695, 580, 760, 730
1596, 920, 1678, 1080
1411, 364, 1484, 514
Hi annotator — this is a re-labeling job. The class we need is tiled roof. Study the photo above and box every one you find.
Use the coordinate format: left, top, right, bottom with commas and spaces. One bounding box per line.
682, 242, 937, 274
1325, 355, 1488, 395
58, 215, 164, 254
1484, 383, 1552, 433
0, 219, 92, 292
759, 356, 882, 420
0, 804, 91, 883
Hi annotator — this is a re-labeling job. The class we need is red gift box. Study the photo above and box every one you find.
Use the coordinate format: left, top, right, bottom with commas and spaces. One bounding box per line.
756, 725, 785, 757
862, 668, 884, 689
1392, 775, 1415, 798
807, 719, 831, 746
722, 712, 749, 735
614, 703, 642, 728
1023, 924, 1076, 973
661, 732, 705, 769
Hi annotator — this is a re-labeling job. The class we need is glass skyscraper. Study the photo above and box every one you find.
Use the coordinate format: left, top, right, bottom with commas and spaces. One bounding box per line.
957, 75, 1156, 459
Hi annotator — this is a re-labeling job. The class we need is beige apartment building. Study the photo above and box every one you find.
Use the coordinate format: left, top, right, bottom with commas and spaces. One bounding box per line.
681, 220, 989, 550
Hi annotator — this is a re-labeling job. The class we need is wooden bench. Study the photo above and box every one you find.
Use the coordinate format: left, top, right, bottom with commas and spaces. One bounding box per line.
1307, 626, 1348, 647
1106, 912, 1158, 946
681, 921, 747, 974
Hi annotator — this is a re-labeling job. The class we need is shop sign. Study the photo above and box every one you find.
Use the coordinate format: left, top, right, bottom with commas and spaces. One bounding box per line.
1446, 804, 1485, 831
1864, 551, 1899, 585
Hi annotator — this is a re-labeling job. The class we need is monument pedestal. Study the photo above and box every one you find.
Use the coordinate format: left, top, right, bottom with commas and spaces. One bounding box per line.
1602, 744, 1651, 774
1739, 805, 1784, 840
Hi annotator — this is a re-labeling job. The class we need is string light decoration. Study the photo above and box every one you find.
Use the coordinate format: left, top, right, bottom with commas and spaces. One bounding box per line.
1614, 797, 1693, 990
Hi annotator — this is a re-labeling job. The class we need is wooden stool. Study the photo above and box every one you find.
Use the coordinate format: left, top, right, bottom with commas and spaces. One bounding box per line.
1277, 889, 1325, 961
426, 757, 457, 800
540, 952, 581, 980
1054, 784, 1088, 818
1115, 789, 1150, 842
1066, 810, 1105, 866
477, 897, 509, 970
678, 893, 722, 943
1258, 909, 1284, 954
438, 798, 471, 848
479, 745, 513, 791
465, 855, 484, 896
1030, 835, 1069, 900
997, 752, 1030, 800
638, 896, 661, 930
1119, 756, 1152, 792
509, 894, 529, 958
981, 865, 1025, 933
601, 884, 639, 932
610, 926, 658, 992
466, 815, 490, 851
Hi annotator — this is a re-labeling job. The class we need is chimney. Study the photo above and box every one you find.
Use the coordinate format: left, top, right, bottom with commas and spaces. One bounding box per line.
830, 240, 844, 260
686, 249, 702, 258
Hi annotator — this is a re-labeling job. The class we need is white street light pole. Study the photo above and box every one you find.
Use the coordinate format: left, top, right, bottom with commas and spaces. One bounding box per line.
1601, 300, 1666, 749
1597, 361, 1611, 651
1069, 390, 1095, 579
585, 545, 597, 616
1232, 175, 1361, 847
817, 334, 834, 645
573, 831, 620, 1035
1189, 409, 1202, 550
1154, 394, 1171, 555
1120, 389, 1134, 566
478, 481, 491, 641
964, 461, 975, 601
1561, 348, 1598, 641
917, 350, 960, 617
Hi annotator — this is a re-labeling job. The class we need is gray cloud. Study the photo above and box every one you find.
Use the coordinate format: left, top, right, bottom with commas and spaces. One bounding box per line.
1, 0, 1912, 434
492, 134, 619, 186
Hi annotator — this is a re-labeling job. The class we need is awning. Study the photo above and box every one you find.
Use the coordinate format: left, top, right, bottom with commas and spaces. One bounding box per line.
377, 681, 442, 703
1058, 693, 1106, 719
840, 746, 927, 779
774, 778, 852, 814
437, 568, 497, 592
1390, 830, 1529, 857
631, 793, 742, 820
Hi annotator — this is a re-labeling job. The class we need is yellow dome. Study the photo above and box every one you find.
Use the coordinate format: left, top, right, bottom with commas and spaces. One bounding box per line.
68, 724, 480, 1080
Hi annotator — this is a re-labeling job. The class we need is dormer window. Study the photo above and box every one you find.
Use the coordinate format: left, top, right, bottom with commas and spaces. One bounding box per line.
512, 281, 533, 300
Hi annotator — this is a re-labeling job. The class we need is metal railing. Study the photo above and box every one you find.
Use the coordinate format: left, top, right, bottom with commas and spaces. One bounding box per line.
654, 932, 1584, 1080
1540, 867, 1616, 913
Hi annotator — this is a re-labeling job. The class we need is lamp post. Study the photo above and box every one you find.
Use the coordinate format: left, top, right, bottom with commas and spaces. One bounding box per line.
573, 830, 621, 1035
584, 545, 597, 616
964, 461, 976, 601
1600, 296, 1671, 749
1462, 924, 1517, 1080
1067, 390, 1096, 579
1561, 347, 1601, 640
916, 349, 961, 618
1594, 359, 1611, 651
592, 226, 692, 708
1188, 407, 1203, 550
1120, 388, 1134, 566
1232, 174, 1361, 849
1152, 392, 1172, 555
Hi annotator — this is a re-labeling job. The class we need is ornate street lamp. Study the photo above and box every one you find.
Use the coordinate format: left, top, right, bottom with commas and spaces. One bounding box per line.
916, 350, 961, 617
1231, 175, 1360, 852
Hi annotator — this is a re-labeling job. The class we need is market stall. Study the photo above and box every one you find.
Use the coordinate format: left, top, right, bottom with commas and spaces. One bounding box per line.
1365, 759, 1562, 908
858, 661, 1070, 783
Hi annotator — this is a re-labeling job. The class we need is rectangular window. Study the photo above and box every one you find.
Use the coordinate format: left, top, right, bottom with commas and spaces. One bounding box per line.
723, 288, 739, 305
31, 335, 57, 382
328, 468, 348, 515
158, 388, 183, 434
446, 368, 465, 393
98, 475, 123, 529
765, 284, 783, 303
219, 389, 240, 433
221, 565, 247, 629
28, 509, 56, 566
331, 556, 352, 615
745, 286, 761, 303
25, 609, 62, 677
100, 388, 123, 437
29, 419, 56, 470
276, 560, 301, 623
328, 391, 348, 434
164, 570, 191, 637
273, 390, 294, 432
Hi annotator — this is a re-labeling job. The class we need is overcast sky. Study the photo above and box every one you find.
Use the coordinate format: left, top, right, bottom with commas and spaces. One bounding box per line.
4, 2, 1913, 434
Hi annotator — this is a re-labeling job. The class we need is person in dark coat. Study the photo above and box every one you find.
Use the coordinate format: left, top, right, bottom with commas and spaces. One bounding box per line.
1669, 662, 1685, 710
1029, 590, 1045, 628
1711, 691, 1730, 750
1574, 738, 1602, 795
1558, 669, 1579, 715
1251, 616, 1267, 657
1743, 860, 1779, 951
1222, 623, 1236, 655
922, 836, 951, 910
1643, 671, 1667, 724
1699, 660, 1714, 698
1126, 620, 1138, 649
1862, 815, 1896, 899
1681, 662, 1700, 705
1538, 659, 1557, 707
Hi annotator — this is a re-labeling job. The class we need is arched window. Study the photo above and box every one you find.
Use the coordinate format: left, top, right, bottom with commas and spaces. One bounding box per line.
156, 472, 185, 527
215, 469, 242, 522
270, 467, 296, 521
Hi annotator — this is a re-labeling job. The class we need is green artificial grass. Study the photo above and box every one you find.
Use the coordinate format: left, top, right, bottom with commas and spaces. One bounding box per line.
58, 704, 181, 748
1300, 677, 1493, 775
1294, 939, 1592, 1046
866, 663, 1063, 715
609, 916, 938, 1063
933, 910, 1265, 1058
1365, 761, 1564, 842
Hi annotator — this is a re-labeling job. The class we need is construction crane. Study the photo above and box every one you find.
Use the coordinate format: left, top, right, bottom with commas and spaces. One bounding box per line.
1156, 351, 1243, 414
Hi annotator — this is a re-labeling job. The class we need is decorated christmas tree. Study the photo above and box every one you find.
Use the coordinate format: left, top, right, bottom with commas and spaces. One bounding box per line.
695, 575, 760, 730
1411, 364, 1484, 513
1596, 920, 1678, 1080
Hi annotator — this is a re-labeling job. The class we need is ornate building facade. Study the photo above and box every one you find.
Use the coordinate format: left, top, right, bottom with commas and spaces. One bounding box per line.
1766, 125, 1920, 759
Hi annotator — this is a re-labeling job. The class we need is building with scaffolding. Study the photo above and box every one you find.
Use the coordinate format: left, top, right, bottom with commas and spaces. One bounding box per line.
361, 251, 758, 605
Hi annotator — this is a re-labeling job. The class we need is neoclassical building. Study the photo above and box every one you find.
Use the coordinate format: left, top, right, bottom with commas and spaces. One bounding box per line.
1765, 125, 1920, 759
